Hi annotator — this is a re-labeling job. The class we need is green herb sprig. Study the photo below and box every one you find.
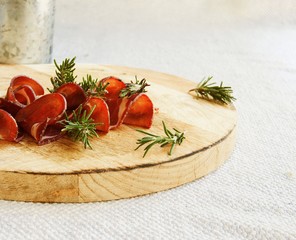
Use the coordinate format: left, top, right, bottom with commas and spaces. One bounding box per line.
48, 57, 77, 92
61, 105, 98, 149
135, 121, 185, 157
79, 74, 109, 97
120, 76, 149, 98
189, 76, 236, 104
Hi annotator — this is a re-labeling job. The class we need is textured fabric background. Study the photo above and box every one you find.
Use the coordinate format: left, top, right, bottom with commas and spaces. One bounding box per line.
1, 1, 296, 239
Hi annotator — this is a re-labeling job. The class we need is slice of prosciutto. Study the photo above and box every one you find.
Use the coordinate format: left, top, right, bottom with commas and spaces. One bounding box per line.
15, 93, 66, 145
100, 76, 126, 127
0, 109, 23, 142
6, 75, 44, 107
82, 97, 110, 132
123, 93, 154, 128
0, 98, 22, 117
55, 83, 87, 111
100, 76, 154, 129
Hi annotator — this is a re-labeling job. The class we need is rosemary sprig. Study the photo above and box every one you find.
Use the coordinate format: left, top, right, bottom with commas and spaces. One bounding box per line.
79, 74, 109, 97
119, 76, 150, 98
135, 121, 185, 157
48, 57, 77, 92
61, 105, 98, 149
189, 76, 236, 104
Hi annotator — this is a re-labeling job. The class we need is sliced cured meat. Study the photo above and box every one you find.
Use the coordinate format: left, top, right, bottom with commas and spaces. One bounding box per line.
15, 93, 66, 144
100, 76, 126, 126
55, 83, 87, 110
0, 98, 22, 117
5, 75, 44, 107
123, 93, 154, 128
6, 85, 36, 107
33, 121, 64, 146
9, 75, 44, 95
100, 76, 126, 99
82, 97, 110, 132
109, 97, 132, 129
15, 93, 66, 126
0, 109, 23, 142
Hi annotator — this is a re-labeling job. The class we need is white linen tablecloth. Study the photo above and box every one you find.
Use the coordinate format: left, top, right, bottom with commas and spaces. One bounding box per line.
0, 1, 295, 239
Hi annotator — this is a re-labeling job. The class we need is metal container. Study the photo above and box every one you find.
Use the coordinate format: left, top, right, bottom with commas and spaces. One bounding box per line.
0, 0, 55, 64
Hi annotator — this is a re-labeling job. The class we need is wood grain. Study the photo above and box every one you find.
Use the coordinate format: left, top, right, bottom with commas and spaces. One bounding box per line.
0, 64, 237, 203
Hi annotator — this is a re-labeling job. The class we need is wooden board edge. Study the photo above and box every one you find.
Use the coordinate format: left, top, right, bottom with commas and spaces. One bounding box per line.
0, 126, 236, 203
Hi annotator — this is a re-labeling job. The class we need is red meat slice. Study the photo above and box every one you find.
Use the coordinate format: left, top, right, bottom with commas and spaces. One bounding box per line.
100, 76, 126, 126
0, 109, 23, 142
6, 85, 36, 107
109, 96, 132, 129
5, 75, 44, 107
123, 93, 154, 128
10, 75, 44, 95
82, 97, 110, 132
101, 76, 126, 99
15, 93, 66, 145
0, 98, 22, 117
55, 83, 87, 110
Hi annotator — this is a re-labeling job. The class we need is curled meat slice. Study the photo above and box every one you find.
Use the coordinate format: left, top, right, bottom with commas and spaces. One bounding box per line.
101, 76, 126, 99
55, 83, 87, 110
0, 98, 22, 117
82, 97, 110, 132
109, 97, 133, 129
31, 121, 63, 145
123, 93, 154, 128
6, 85, 36, 107
0, 109, 23, 142
100, 76, 126, 126
6, 75, 44, 106
15, 93, 66, 144
10, 75, 44, 95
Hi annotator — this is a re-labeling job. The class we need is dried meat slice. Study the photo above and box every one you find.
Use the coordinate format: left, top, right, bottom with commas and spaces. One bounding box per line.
123, 93, 154, 128
55, 83, 87, 111
100, 76, 126, 126
6, 85, 36, 107
5, 75, 44, 107
15, 93, 66, 144
10, 75, 44, 95
99, 77, 154, 129
31, 120, 63, 145
0, 109, 23, 142
82, 97, 110, 132
39, 124, 64, 145
109, 96, 133, 129
0, 98, 22, 117
101, 76, 126, 99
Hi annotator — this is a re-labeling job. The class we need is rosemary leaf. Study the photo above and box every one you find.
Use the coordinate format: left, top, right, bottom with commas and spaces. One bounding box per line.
60, 105, 98, 149
48, 57, 77, 93
120, 76, 150, 98
79, 74, 109, 97
135, 121, 185, 157
189, 76, 236, 104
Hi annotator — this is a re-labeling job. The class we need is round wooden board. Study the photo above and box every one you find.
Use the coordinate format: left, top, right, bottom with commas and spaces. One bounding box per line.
0, 64, 237, 203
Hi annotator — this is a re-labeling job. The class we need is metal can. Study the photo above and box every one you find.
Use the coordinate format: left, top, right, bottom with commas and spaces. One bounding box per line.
0, 0, 55, 64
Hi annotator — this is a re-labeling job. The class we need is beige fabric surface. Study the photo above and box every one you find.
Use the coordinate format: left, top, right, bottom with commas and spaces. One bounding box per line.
0, 1, 295, 239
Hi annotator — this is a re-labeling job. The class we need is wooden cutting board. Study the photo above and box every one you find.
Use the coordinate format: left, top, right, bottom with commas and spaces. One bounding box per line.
0, 64, 237, 203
